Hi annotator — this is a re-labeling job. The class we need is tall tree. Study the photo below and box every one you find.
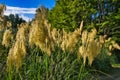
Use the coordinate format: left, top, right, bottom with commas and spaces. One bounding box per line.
5, 14, 26, 32
48, 0, 97, 31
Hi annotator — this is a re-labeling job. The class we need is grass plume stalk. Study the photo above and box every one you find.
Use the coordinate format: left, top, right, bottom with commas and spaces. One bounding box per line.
7, 23, 28, 71
63, 21, 83, 52
78, 28, 101, 66
53, 21, 83, 52
78, 28, 120, 66
51, 28, 63, 47
2, 29, 12, 47
29, 20, 53, 56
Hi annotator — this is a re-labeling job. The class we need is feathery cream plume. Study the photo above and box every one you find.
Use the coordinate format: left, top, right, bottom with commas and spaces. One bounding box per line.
112, 43, 120, 50
29, 20, 53, 56
7, 23, 28, 71
78, 28, 101, 65
61, 21, 83, 52
109, 45, 112, 51
2, 29, 12, 47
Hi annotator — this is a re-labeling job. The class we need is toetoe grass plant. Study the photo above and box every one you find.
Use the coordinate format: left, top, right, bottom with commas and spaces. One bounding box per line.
61, 21, 83, 52
29, 20, 53, 56
7, 23, 28, 71
1, 4, 120, 80
78, 28, 101, 66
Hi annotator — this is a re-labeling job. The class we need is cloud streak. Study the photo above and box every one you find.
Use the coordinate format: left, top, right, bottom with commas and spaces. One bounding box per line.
5, 5, 36, 15
4, 5, 37, 21
19, 14, 32, 22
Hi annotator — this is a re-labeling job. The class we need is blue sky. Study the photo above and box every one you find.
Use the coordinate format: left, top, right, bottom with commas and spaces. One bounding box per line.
0, 0, 55, 21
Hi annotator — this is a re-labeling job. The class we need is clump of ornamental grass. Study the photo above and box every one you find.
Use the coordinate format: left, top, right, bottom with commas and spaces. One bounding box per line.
29, 6, 53, 56
78, 27, 120, 66
2, 29, 13, 47
78, 28, 101, 65
7, 23, 28, 71
51, 28, 62, 47
64, 21, 83, 52
99, 36, 120, 56
29, 20, 53, 56
60, 29, 69, 51
52, 21, 83, 52
16, 23, 28, 41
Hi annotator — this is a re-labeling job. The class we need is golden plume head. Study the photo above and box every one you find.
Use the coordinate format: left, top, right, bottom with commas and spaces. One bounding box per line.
2, 29, 12, 47
7, 23, 28, 71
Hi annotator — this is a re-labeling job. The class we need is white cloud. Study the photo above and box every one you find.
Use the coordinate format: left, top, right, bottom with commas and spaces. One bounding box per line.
19, 14, 32, 22
4, 5, 36, 15
4, 5, 37, 21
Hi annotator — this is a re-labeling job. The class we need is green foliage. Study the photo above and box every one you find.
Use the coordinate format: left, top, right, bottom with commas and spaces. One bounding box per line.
0, 31, 9, 79
93, 47, 118, 73
48, 0, 96, 31
1, 0, 120, 79
104, 10, 120, 43
48, 0, 120, 43
4, 46, 94, 80
93, 47, 112, 72
94, 0, 120, 43
5, 14, 26, 33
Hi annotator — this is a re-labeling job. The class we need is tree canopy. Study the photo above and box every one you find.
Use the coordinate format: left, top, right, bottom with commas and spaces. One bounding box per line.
48, 0, 120, 42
